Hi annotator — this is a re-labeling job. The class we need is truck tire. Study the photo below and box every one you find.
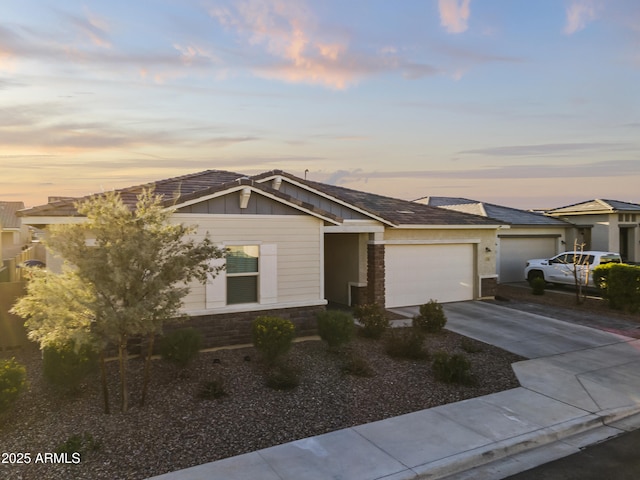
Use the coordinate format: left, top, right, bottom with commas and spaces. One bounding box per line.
527, 270, 544, 285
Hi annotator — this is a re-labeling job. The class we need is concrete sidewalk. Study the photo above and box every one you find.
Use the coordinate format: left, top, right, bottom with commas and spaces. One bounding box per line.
148, 302, 640, 480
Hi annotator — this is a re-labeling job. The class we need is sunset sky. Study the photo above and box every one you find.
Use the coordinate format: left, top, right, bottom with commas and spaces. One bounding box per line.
1, 0, 639, 209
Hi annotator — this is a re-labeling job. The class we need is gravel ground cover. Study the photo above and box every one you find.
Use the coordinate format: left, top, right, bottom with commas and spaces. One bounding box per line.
0, 329, 522, 480
495, 284, 640, 337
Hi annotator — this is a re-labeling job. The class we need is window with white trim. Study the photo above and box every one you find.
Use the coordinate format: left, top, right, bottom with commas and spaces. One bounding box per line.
205, 243, 277, 309
226, 245, 259, 304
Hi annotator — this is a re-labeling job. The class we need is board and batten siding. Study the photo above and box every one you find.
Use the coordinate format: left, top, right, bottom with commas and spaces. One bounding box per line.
172, 214, 324, 313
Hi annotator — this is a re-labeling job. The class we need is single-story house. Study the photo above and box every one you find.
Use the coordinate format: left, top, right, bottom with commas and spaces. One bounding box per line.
415, 197, 571, 283
19, 170, 504, 346
545, 199, 640, 264
1, 201, 30, 260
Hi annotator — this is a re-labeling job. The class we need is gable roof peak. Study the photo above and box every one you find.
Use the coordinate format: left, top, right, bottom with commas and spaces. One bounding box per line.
547, 198, 640, 214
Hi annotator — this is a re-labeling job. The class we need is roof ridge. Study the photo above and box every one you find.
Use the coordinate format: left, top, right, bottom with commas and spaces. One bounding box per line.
277, 173, 499, 225
548, 199, 596, 211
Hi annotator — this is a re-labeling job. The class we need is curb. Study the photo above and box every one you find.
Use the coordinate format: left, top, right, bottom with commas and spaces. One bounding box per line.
410, 406, 640, 480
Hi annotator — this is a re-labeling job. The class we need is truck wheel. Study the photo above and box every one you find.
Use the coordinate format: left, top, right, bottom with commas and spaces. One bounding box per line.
527, 271, 544, 285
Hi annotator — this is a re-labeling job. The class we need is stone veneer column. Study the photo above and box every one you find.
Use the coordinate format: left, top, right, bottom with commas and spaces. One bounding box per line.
367, 241, 385, 306
480, 276, 498, 298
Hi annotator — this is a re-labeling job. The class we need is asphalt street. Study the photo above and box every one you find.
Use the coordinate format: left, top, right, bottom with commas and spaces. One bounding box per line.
504, 429, 640, 480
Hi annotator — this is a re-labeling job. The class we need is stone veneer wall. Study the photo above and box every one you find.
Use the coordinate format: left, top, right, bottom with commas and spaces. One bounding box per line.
350, 285, 367, 306
367, 243, 385, 306
480, 277, 497, 298
164, 305, 325, 349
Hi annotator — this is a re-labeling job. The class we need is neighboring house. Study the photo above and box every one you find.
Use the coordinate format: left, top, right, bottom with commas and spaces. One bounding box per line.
545, 199, 640, 264
415, 197, 570, 283
19, 170, 504, 347
0, 201, 30, 260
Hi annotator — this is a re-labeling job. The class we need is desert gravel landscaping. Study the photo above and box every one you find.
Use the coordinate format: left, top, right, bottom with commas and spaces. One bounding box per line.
0, 327, 521, 480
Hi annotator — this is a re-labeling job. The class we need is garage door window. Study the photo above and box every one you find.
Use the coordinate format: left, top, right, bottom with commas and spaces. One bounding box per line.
227, 245, 259, 304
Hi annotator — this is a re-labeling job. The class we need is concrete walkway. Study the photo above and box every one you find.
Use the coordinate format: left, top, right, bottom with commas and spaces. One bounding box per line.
148, 302, 640, 480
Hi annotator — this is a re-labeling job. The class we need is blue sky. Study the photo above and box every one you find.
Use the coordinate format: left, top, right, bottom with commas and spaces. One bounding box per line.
1, 0, 639, 209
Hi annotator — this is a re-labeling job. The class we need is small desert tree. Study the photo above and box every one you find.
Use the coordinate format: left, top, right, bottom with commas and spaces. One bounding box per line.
11, 267, 111, 410
569, 240, 591, 305
12, 189, 224, 412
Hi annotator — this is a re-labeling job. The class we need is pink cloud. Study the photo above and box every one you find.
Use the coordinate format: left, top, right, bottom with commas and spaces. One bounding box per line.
209, 0, 359, 89
438, 0, 472, 34
209, 0, 438, 88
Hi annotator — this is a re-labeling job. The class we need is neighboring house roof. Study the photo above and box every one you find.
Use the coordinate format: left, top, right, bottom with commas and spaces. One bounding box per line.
416, 196, 568, 227
546, 199, 640, 215
19, 169, 502, 228
0, 201, 26, 229
254, 171, 501, 227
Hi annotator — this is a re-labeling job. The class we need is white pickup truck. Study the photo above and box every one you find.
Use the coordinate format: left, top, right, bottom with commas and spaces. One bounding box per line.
524, 251, 622, 287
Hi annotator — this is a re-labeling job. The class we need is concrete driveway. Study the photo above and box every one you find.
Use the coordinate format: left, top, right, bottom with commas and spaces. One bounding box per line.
390, 301, 630, 359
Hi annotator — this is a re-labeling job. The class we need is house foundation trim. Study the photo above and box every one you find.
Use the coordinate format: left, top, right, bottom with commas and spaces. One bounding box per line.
183, 299, 327, 317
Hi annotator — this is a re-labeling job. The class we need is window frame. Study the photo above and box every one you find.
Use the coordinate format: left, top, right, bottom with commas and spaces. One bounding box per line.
225, 245, 260, 305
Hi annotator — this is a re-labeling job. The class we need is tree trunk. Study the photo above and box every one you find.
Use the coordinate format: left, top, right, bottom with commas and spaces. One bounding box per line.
119, 335, 129, 413
573, 265, 582, 305
140, 334, 155, 407
99, 350, 110, 414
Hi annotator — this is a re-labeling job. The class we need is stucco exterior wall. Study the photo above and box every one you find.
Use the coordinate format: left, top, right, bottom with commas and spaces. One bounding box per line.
559, 213, 639, 262
563, 214, 613, 251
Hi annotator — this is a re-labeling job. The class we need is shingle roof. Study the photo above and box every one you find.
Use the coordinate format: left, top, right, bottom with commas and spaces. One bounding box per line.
19, 170, 247, 217
0, 201, 26, 229
546, 199, 640, 214
254, 171, 501, 226
18, 170, 343, 224
418, 196, 569, 226
20, 169, 503, 227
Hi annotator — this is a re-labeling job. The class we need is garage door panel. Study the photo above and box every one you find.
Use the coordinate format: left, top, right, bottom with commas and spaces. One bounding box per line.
499, 237, 556, 283
385, 244, 474, 308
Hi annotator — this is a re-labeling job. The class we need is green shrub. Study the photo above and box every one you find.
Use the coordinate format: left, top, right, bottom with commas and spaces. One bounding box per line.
353, 303, 389, 339
432, 352, 473, 385
0, 358, 27, 414
412, 300, 447, 333
341, 353, 374, 377
159, 328, 203, 368
252, 316, 296, 365
55, 432, 100, 458
595, 263, 640, 313
317, 310, 354, 348
198, 379, 227, 400
385, 328, 428, 360
593, 262, 616, 292
265, 363, 300, 390
42, 342, 98, 393
530, 277, 546, 296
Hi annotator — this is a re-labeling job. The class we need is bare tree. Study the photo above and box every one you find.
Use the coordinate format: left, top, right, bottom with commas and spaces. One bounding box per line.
569, 240, 591, 305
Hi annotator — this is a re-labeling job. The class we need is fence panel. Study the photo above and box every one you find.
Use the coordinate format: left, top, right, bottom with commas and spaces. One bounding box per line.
0, 282, 29, 351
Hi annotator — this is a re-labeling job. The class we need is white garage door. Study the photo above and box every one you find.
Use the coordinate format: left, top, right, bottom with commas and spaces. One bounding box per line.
499, 237, 557, 283
385, 244, 474, 308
